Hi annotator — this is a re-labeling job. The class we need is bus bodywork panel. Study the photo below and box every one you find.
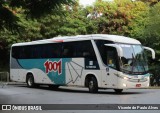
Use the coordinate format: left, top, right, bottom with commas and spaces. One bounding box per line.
10, 57, 102, 87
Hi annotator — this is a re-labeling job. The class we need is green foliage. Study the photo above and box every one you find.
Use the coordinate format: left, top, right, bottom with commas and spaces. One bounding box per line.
85, 0, 149, 37
1, 0, 160, 71
39, 8, 87, 37
143, 2, 160, 59
128, 1, 150, 38
9, 0, 75, 18
0, 5, 20, 32
137, 0, 159, 6
0, 0, 75, 31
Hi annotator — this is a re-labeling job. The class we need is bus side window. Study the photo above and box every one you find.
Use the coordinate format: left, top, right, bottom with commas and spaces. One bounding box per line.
76, 41, 96, 60
41, 43, 62, 58
12, 47, 19, 59
19, 47, 25, 59
62, 42, 76, 58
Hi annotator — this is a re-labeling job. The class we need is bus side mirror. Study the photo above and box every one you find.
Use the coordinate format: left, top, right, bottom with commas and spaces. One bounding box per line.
104, 44, 123, 57
143, 46, 155, 59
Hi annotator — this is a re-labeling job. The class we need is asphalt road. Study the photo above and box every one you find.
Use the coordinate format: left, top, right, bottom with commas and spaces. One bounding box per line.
0, 84, 160, 113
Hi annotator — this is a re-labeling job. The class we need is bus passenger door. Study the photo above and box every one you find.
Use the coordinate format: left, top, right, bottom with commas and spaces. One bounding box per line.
101, 46, 119, 88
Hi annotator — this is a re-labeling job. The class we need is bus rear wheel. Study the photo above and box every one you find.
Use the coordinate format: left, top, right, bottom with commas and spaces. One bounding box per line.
114, 89, 123, 94
88, 77, 98, 93
26, 74, 35, 88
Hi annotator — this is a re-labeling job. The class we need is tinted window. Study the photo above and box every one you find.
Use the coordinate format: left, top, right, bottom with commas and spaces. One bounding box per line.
95, 40, 119, 70
76, 41, 96, 60
12, 40, 96, 60
62, 42, 76, 58
12, 46, 19, 58
95, 40, 113, 55
12, 43, 62, 59
43, 43, 62, 58
62, 40, 96, 60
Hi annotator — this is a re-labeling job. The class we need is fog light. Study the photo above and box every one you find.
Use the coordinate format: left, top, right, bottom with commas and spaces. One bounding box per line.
123, 83, 127, 87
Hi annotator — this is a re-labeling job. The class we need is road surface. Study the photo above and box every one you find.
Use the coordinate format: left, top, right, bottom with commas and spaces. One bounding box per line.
0, 84, 160, 113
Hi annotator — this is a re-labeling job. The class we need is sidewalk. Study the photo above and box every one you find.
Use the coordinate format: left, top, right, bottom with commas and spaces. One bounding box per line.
7, 82, 26, 85
0, 82, 26, 88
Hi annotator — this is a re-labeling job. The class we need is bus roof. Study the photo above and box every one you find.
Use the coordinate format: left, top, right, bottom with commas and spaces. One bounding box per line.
12, 34, 141, 46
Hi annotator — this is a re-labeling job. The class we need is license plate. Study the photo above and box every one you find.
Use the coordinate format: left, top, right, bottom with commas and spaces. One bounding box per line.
134, 75, 138, 78
136, 84, 141, 87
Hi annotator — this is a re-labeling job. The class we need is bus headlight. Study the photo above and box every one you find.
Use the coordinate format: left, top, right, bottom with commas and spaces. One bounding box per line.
123, 77, 128, 80
123, 83, 127, 87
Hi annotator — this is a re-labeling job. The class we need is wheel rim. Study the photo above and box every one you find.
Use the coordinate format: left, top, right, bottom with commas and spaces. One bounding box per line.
28, 77, 33, 86
89, 80, 94, 89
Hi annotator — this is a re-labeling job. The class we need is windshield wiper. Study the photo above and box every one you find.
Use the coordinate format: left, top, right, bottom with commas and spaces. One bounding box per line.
132, 53, 147, 74
137, 54, 146, 73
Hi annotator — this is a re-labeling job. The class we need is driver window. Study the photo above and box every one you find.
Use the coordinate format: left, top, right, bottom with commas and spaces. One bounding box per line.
105, 46, 119, 70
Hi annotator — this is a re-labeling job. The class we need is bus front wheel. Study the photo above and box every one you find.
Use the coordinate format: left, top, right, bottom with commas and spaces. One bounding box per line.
26, 74, 35, 88
88, 77, 98, 93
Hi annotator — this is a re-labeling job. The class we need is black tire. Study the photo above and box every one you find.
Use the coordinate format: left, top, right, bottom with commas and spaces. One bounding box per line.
114, 89, 123, 94
48, 85, 59, 89
26, 74, 35, 88
88, 77, 98, 93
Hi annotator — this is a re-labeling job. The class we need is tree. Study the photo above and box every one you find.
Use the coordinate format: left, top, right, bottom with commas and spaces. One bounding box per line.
0, 0, 19, 31
9, 0, 75, 18
137, 0, 159, 6
128, 1, 149, 39
143, 2, 160, 60
0, 0, 75, 31
40, 5, 89, 37
0, 0, 75, 70
86, 0, 149, 37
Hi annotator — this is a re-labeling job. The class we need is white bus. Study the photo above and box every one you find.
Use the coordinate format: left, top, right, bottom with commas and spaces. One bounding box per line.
10, 34, 155, 93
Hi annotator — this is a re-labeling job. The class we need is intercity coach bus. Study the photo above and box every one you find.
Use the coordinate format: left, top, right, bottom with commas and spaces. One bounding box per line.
10, 34, 155, 93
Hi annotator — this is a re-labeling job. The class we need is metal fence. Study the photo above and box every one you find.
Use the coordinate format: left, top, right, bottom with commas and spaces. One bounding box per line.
0, 72, 9, 88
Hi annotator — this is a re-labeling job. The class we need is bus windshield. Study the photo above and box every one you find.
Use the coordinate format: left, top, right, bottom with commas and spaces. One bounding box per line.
119, 44, 148, 75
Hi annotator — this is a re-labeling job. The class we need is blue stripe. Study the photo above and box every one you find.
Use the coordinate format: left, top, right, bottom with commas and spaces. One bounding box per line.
18, 58, 72, 84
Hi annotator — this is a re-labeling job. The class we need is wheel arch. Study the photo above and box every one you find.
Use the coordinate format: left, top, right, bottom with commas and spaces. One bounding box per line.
84, 72, 100, 87
26, 71, 34, 83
